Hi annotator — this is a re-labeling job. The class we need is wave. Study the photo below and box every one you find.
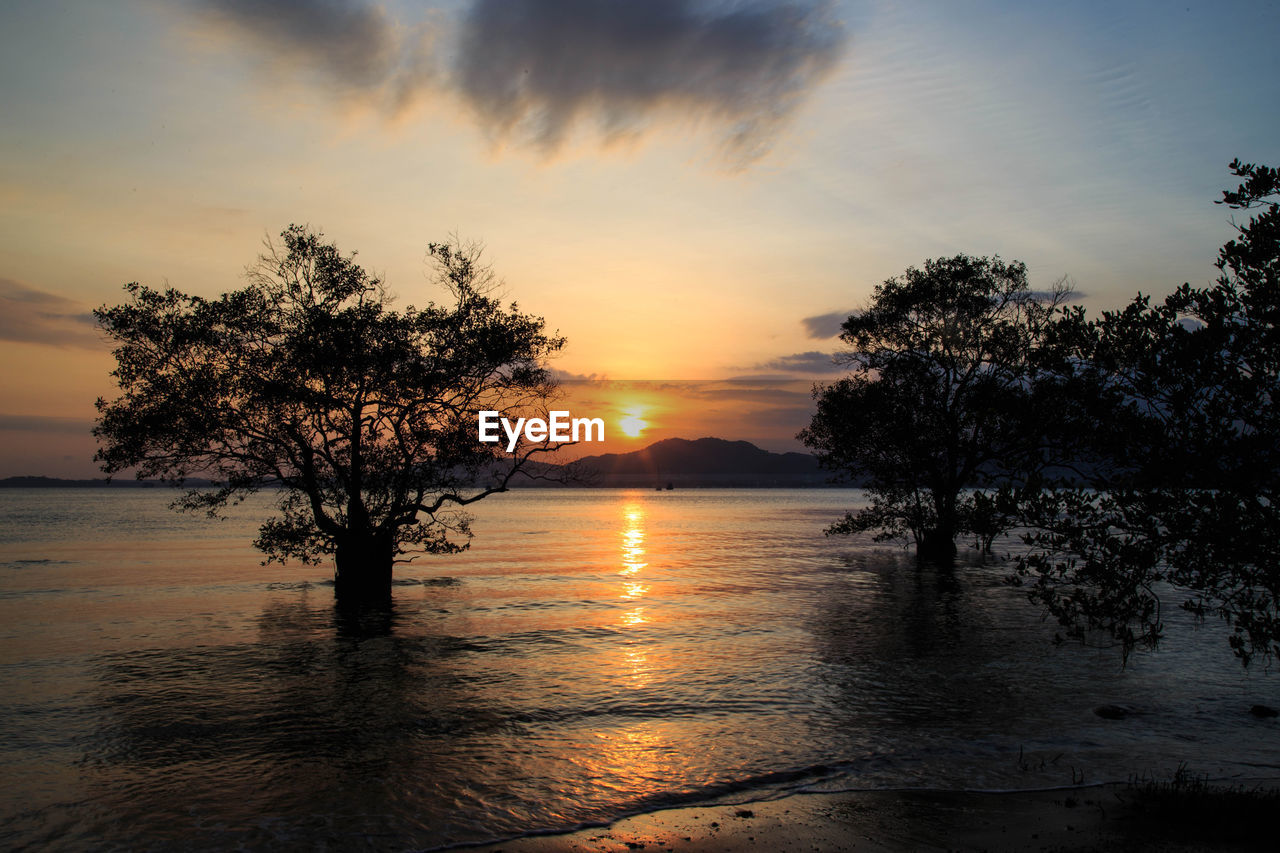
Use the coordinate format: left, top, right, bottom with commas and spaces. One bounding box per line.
425, 769, 1280, 852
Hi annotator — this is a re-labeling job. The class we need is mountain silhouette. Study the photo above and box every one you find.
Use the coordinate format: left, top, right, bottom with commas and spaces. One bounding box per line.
572, 437, 829, 487
1, 439, 836, 489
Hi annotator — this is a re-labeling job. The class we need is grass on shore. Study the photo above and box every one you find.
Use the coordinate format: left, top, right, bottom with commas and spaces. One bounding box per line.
1117, 763, 1280, 846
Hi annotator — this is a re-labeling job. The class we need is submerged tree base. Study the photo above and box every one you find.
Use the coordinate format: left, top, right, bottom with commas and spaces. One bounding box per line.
333, 572, 393, 604
917, 531, 958, 564
333, 539, 395, 603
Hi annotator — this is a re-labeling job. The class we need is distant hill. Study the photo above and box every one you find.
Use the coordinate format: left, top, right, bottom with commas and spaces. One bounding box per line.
0, 476, 212, 488
567, 437, 833, 488
1, 439, 838, 490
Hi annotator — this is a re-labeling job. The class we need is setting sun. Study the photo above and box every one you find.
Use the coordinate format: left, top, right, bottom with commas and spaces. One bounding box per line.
618, 408, 648, 439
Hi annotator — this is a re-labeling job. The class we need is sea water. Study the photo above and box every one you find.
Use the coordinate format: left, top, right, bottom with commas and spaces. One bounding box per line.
1, 488, 1277, 850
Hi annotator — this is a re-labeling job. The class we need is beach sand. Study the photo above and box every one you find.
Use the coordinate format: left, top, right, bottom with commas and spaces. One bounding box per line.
469, 784, 1270, 852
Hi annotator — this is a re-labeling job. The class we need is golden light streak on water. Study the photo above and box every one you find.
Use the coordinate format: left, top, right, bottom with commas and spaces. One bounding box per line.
621, 606, 648, 627
619, 502, 650, 629
619, 502, 647, 577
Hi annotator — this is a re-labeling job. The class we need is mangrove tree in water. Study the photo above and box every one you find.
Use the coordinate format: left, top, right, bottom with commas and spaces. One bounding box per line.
94, 226, 564, 600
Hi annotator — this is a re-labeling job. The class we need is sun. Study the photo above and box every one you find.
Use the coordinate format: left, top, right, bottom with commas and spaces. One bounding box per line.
618, 408, 648, 439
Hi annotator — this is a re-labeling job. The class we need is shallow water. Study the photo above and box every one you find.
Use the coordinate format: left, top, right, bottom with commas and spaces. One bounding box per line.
1, 488, 1277, 850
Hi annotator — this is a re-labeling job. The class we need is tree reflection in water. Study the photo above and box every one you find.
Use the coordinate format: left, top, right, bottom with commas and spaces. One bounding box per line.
79, 589, 502, 849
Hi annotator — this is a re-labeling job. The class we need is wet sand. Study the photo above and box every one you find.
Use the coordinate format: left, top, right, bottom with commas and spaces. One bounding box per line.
469, 784, 1270, 852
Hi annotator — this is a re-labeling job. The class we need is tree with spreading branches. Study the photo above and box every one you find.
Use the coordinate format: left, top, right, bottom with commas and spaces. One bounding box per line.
1014, 160, 1280, 665
94, 226, 565, 600
800, 255, 1076, 561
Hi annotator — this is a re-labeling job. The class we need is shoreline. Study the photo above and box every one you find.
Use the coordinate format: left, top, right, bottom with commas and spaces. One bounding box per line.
464, 782, 1278, 852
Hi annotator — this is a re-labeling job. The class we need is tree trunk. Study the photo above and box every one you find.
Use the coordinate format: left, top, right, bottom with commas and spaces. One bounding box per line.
333, 529, 395, 602
920, 487, 959, 564
918, 528, 957, 563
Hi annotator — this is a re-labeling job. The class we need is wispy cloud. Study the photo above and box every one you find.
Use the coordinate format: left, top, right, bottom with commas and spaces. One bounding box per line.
799, 288, 1080, 343
192, 0, 436, 112
800, 310, 854, 339
0, 278, 101, 348
187, 0, 847, 165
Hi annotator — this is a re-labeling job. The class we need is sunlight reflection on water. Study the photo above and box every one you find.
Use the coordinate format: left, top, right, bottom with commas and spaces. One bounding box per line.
0, 488, 1278, 850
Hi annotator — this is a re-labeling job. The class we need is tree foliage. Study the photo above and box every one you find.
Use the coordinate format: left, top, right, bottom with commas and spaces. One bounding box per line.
94, 226, 565, 597
1014, 160, 1280, 665
800, 255, 1074, 560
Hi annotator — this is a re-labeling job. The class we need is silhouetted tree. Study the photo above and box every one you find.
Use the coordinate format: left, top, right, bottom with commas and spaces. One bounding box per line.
94, 226, 565, 600
800, 255, 1074, 561
1014, 160, 1280, 665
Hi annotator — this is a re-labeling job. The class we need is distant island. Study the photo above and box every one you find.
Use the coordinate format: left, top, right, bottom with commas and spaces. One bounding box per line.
0, 475, 215, 488
0, 438, 846, 489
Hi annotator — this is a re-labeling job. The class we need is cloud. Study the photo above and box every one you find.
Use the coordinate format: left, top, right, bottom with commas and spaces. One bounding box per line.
192, 0, 436, 111
0, 278, 101, 348
754, 351, 841, 374
668, 380, 817, 443
189, 0, 847, 165
549, 368, 607, 382
680, 380, 815, 404
798, 288, 1082, 341
454, 0, 846, 163
800, 309, 855, 339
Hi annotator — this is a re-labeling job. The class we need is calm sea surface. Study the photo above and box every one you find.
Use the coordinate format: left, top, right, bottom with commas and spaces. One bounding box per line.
1, 488, 1278, 850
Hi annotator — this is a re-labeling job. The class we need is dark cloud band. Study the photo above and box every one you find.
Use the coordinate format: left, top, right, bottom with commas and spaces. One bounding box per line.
454, 0, 846, 162
192, 0, 847, 164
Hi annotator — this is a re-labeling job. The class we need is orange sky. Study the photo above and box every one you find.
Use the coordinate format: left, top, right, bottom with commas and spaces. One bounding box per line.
549, 379, 818, 458
2, 1, 1278, 476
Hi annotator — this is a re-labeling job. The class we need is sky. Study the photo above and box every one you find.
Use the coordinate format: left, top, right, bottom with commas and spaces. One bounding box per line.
1, 0, 1278, 476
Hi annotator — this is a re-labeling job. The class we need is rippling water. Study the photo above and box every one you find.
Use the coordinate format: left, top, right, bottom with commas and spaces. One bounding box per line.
1, 488, 1278, 850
